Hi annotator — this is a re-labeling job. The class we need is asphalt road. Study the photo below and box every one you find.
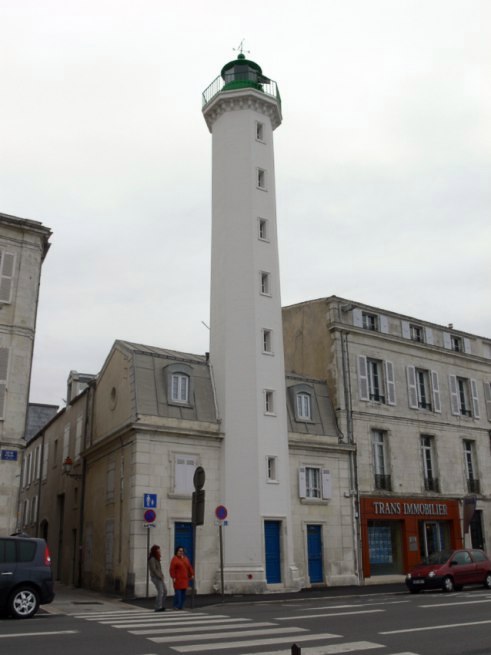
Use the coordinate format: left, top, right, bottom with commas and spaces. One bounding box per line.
2, 586, 491, 655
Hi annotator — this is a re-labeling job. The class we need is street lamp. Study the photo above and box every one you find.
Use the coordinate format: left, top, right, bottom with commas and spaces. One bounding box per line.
62, 456, 82, 479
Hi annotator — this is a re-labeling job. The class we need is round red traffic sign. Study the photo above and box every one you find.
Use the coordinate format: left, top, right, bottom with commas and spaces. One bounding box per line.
215, 505, 228, 521
144, 509, 156, 523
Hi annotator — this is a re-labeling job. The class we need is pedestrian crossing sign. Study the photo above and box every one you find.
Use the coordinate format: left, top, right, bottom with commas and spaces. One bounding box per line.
144, 493, 157, 508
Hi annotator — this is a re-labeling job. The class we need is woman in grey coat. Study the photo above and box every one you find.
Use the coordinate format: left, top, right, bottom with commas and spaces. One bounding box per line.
148, 544, 167, 611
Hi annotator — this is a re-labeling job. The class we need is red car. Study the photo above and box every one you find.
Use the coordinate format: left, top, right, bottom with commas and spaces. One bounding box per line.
406, 549, 491, 593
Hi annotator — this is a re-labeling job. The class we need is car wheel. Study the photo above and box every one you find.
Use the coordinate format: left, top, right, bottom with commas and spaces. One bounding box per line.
9, 587, 39, 619
442, 576, 454, 593
454, 584, 463, 591
409, 588, 420, 594
484, 573, 491, 589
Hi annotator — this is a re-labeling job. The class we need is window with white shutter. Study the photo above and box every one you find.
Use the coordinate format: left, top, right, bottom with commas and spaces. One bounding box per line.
384, 361, 396, 405
357, 356, 369, 401
75, 416, 83, 459
470, 379, 480, 418
431, 371, 441, 413
449, 374, 460, 415
0, 251, 15, 303
174, 454, 198, 495
484, 382, 491, 422
42, 443, 49, 480
406, 366, 418, 409
424, 327, 434, 345
62, 425, 70, 462
0, 348, 9, 419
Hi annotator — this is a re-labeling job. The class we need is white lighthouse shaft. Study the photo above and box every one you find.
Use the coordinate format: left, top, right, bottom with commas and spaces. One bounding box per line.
203, 61, 298, 592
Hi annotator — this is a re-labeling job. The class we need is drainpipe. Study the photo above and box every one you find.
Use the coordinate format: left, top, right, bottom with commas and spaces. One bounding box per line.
340, 330, 363, 584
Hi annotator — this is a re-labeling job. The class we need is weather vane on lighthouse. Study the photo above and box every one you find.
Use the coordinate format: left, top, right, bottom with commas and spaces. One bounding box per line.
233, 39, 250, 57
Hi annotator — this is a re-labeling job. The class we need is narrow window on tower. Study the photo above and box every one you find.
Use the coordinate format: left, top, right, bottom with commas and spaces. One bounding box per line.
264, 390, 275, 415
258, 217, 269, 241
257, 168, 266, 190
262, 328, 273, 354
260, 271, 271, 296
267, 456, 278, 482
256, 121, 265, 142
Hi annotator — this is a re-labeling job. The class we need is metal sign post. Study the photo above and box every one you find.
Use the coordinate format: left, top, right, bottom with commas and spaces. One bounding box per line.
191, 467, 206, 609
215, 505, 228, 600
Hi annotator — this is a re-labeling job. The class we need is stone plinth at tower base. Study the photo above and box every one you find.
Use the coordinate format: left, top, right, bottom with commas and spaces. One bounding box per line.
214, 565, 303, 595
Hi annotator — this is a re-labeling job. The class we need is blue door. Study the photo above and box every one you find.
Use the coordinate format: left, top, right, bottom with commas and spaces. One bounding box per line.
174, 522, 194, 566
264, 520, 282, 583
307, 524, 323, 583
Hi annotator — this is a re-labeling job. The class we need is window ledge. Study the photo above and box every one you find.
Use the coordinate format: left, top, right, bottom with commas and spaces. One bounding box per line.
300, 498, 329, 505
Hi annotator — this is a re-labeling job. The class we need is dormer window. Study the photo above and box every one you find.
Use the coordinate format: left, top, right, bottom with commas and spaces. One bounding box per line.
362, 312, 378, 331
410, 324, 424, 342
296, 392, 311, 421
171, 374, 189, 403
166, 363, 193, 407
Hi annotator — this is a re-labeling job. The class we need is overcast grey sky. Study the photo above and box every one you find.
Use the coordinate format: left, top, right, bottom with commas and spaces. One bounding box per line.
1, 0, 490, 407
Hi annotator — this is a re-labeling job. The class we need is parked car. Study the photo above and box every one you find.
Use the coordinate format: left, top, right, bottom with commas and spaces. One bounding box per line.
406, 548, 491, 593
0, 535, 55, 618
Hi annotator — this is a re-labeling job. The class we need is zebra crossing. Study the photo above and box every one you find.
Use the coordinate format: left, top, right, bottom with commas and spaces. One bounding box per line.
70, 606, 421, 655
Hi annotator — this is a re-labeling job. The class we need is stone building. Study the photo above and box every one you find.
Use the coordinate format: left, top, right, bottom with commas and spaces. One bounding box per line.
19, 340, 355, 595
0, 211, 51, 534
282, 295, 491, 581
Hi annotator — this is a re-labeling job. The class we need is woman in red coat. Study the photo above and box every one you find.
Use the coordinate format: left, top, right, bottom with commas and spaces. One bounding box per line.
169, 545, 194, 610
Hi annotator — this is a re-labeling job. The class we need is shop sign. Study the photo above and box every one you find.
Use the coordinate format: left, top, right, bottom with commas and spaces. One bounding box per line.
372, 501, 448, 516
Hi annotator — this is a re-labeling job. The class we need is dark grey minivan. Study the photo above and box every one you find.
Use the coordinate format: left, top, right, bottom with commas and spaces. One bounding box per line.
0, 535, 55, 618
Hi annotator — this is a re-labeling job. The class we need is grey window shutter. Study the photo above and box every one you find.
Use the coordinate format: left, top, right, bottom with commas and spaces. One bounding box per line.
0, 348, 9, 419
406, 366, 418, 409
352, 308, 363, 328
385, 361, 396, 405
298, 467, 306, 498
470, 379, 480, 418
424, 327, 434, 345
463, 338, 472, 354
443, 332, 452, 350
484, 382, 491, 422
321, 469, 332, 499
357, 356, 369, 401
449, 375, 460, 415
0, 252, 15, 303
379, 315, 389, 334
431, 371, 441, 413
401, 321, 410, 339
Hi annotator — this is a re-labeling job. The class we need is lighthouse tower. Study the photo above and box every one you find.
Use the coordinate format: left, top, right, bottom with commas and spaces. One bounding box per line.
203, 53, 300, 592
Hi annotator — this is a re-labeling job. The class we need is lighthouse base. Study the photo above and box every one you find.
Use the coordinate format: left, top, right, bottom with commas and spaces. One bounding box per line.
213, 565, 303, 595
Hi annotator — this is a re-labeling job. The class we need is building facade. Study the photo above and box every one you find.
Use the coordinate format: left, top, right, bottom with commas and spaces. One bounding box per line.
0, 212, 51, 535
283, 295, 491, 581
19, 341, 355, 595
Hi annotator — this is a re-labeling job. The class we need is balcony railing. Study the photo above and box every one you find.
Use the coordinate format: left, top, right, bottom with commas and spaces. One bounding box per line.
424, 477, 440, 492
467, 478, 480, 494
375, 474, 392, 491
370, 393, 385, 404
202, 74, 281, 107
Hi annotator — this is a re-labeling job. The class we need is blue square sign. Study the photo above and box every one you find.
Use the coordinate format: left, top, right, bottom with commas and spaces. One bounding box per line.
144, 493, 157, 509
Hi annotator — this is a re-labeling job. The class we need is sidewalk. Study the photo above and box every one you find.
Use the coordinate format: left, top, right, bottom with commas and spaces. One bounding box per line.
45, 581, 406, 615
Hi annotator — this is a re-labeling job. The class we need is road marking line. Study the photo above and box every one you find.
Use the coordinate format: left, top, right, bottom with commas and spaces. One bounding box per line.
277, 609, 385, 620
240, 643, 385, 655
130, 621, 273, 635
0, 630, 78, 639
99, 613, 225, 626
381, 618, 491, 634
151, 626, 306, 644
300, 601, 408, 611
109, 616, 237, 629
171, 632, 341, 652
419, 599, 491, 608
